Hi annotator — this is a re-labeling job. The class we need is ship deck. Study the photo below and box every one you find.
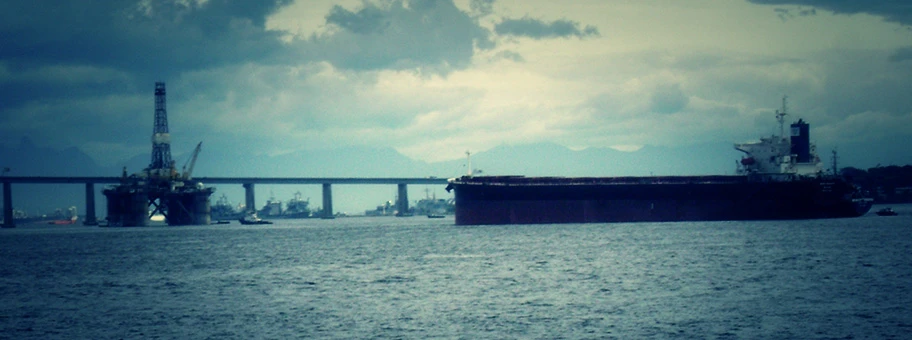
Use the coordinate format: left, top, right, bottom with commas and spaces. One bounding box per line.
452, 175, 751, 186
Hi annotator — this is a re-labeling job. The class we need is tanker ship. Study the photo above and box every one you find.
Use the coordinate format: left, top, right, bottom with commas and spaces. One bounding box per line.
445, 98, 874, 225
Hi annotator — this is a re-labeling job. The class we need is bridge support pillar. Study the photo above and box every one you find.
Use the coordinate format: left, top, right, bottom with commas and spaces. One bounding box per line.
322, 183, 334, 219
396, 183, 409, 216
2, 182, 13, 228
243, 183, 255, 213
84, 183, 98, 225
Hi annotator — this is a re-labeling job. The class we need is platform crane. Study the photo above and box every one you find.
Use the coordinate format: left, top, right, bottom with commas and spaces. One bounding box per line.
182, 142, 202, 180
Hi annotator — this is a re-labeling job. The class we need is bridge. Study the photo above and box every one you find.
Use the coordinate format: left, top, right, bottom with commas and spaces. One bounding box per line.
1, 176, 451, 228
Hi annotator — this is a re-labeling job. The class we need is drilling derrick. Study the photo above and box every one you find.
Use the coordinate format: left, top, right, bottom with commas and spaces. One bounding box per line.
150, 82, 173, 177
102, 82, 215, 227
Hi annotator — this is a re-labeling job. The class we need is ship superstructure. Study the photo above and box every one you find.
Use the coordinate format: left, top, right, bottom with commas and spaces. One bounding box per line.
735, 96, 822, 178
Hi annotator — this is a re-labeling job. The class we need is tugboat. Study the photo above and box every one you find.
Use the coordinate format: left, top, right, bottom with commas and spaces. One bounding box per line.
875, 207, 898, 216
238, 212, 273, 225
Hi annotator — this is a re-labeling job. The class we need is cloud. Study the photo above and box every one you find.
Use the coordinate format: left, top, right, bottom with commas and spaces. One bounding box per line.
0, 0, 607, 164
888, 47, 912, 62
469, 0, 495, 17
494, 16, 600, 40
651, 83, 689, 114
492, 50, 525, 63
773, 7, 817, 21
2, 0, 910, 171
750, 1, 912, 65
0, 0, 292, 77
305, 0, 494, 75
0, 0, 295, 122
325, 3, 390, 34
749, 0, 912, 27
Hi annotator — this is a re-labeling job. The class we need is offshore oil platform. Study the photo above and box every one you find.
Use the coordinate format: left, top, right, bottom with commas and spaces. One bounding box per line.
103, 82, 214, 226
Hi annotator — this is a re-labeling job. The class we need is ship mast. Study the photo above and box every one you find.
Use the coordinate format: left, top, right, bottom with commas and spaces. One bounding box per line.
466, 151, 472, 177
831, 149, 839, 176
775, 95, 788, 140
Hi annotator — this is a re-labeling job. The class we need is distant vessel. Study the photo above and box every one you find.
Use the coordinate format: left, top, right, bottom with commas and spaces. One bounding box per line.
365, 200, 396, 216
413, 189, 454, 217
282, 192, 313, 218
446, 97, 874, 225
876, 207, 898, 216
258, 192, 283, 217
49, 206, 79, 225
211, 194, 242, 221
11, 209, 46, 224
249, 192, 315, 219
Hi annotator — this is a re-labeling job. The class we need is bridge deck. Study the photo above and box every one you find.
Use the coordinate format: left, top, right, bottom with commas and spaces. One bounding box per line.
0, 176, 450, 185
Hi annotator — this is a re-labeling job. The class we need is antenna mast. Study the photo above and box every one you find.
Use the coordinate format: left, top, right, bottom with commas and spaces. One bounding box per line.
831, 149, 839, 176
775, 95, 788, 140
466, 151, 472, 176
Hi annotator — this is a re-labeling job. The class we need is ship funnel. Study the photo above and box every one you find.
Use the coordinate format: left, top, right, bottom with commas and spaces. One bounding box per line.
790, 119, 811, 163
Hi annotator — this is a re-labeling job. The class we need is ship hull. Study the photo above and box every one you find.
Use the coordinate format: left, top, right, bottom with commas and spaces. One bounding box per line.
447, 176, 873, 225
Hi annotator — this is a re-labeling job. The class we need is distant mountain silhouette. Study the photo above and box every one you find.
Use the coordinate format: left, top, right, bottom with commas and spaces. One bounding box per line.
1, 137, 107, 176
430, 142, 742, 178
0, 138, 109, 218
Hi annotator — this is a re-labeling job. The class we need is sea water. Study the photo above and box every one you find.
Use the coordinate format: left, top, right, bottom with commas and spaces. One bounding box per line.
1, 205, 910, 339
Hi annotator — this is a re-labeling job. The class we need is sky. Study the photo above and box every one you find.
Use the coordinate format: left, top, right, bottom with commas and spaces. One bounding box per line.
2, 0, 911, 170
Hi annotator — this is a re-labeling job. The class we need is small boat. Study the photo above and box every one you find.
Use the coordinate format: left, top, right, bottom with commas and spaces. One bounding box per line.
427, 214, 446, 219
49, 216, 78, 225
48, 206, 79, 225
876, 207, 898, 216
239, 212, 273, 225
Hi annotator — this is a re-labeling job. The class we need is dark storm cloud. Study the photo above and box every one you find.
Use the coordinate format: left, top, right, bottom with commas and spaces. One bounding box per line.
325, 3, 390, 34
469, 0, 495, 17
749, 0, 912, 26
494, 17, 599, 40
0, 0, 294, 152
750, 1, 912, 65
309, 0, 494, 75
0, 0, 292, 76
888, 47, 912, 62
0, 0, 294, 113
773, 7, 817, 21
